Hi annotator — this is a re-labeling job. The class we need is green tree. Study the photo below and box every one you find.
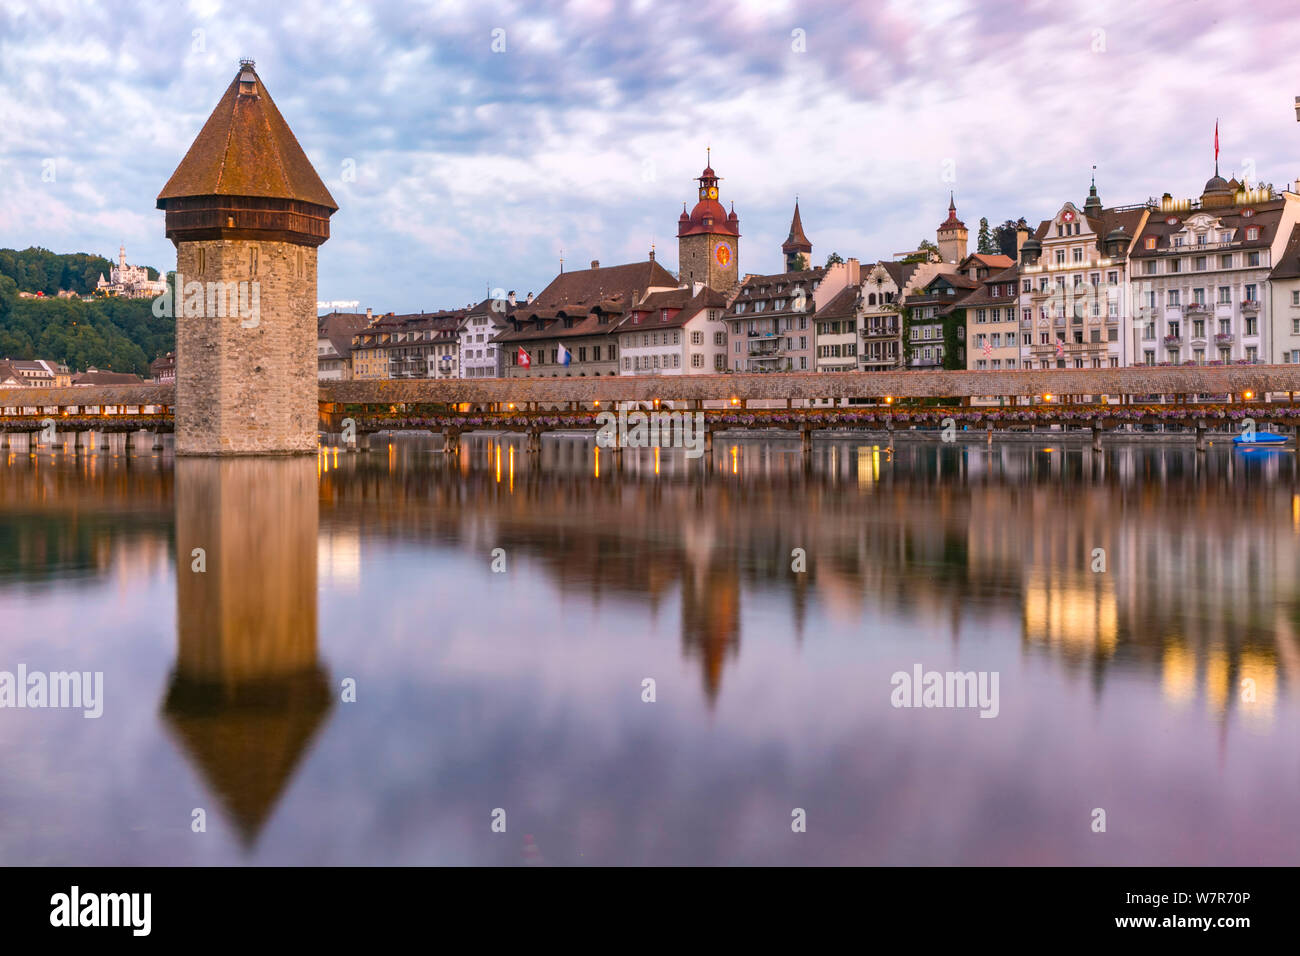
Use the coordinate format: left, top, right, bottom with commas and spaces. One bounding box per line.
790, 253, 808, 271
992, 219, 1026, 259
901, 240, 940, 264
977, 217, 994, 254
824, 252, 844, 267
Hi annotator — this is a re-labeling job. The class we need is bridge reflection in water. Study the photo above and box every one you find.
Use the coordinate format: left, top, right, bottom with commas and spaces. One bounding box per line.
1, 437, 1298, 863
163, 458, 330, 847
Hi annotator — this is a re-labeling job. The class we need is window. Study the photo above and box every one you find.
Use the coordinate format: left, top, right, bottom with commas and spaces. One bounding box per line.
1248, 252, 1261, 266
1220, 254, 1232, 268
1247, 226, 1260, 241
1145, 261, 1157, 274
1073, 248, 1084, 262
1218, 286, 1231, 304
1145, 237, 1157, 250
1056, 250, 1066, 265
691, 331, 703, 345
1194, 256, 1207, 271
1293, 291, 1300, 306
714, 331, 726, 345
1168, 259, 1181, 273
1168, 290, 1181, 306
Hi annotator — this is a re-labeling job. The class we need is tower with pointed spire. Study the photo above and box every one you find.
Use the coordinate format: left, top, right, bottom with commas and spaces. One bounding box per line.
157, 59, 338, 455
1084, 169, 1103, 218
677, 150, 740, 292
937, 193, 968, 263
782, 200, 812, 271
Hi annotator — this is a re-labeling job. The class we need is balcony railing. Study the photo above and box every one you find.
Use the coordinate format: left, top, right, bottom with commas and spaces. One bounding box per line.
1242, 300, 1261, 314
1162, 335, 1182, 346
1182, 303, 1208, 315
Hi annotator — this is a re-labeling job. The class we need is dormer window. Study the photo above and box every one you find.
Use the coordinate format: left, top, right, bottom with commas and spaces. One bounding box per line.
660, 309, 669, 322
1145, 237, 1157, 250
1247, 226, 1260, 241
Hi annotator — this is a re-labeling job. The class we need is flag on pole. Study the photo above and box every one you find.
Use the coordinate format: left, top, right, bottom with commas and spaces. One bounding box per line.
1055, 338, 1065, 358
982, 337, 992, 356
517, 346, 531, 368
1215, 119, 1219, 167
557, 343, 571, 367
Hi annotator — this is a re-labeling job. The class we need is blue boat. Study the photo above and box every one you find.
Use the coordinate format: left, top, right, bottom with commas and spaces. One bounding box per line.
1233, 430, 1291, 446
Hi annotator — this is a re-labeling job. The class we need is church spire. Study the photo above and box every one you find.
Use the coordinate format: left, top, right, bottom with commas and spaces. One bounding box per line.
782, 199, 812, 271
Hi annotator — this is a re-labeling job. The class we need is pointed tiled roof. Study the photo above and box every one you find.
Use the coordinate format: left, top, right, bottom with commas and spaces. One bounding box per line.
939, 193, 965, 231
782, 201, 812, 253
157, 63, 337, 210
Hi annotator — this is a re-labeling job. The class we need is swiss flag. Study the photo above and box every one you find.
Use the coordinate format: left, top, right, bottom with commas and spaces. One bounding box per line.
517, 346, 531, 368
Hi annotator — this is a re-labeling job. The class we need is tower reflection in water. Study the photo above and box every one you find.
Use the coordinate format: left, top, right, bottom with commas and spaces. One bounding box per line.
163, 458, 331, 848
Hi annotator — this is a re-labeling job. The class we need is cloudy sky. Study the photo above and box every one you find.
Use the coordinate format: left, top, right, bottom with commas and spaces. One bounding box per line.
3, 0, 1300, 312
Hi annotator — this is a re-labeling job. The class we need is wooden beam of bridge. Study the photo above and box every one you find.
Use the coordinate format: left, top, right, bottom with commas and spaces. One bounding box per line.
5, 365, 1300, 414
320, 366, 1300, 404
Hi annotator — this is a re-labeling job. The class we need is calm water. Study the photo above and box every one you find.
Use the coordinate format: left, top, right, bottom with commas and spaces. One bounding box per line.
1, 433, 1298, 865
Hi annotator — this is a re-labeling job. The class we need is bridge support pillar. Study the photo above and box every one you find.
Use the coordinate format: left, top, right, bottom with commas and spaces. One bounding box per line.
73, 431, 85, 456
153, 431, 165, 451
886, 419, 895, 450
126, 430, 139, 455
526, 429, 541, 455
1091, 422, 1103, 453
2, 432, 9, 450
800, 426, 813, 461
443, 429, 460, 455
1195, 421, 1208, 453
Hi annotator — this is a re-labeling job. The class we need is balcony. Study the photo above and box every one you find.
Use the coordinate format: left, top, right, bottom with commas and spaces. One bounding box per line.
1162, 335, 1182, 347
1214, 332, 1234, 345
1242, 300, 1261, 314
748, 339, 782, 356
1182, 303, 1209, 316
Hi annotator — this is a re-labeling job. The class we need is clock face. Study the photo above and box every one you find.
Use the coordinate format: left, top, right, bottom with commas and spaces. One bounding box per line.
708, 187, 718, 199
714, 242, 733, 269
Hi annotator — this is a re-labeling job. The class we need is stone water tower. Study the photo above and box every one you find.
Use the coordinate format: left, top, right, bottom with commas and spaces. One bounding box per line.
158, 60, 337, 455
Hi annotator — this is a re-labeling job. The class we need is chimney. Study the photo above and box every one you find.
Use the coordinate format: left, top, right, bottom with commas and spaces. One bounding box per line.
365, 307, 373, 320
846, 257, 860, 285
693, 281, 704, 295
591, 259, 600, 269
526, 292, 534, 305
507, 290, 516, 306
1015, 223, 1031, 254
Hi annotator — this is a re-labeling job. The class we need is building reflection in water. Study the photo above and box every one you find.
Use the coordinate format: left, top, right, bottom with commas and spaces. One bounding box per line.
163, 457, 330, 848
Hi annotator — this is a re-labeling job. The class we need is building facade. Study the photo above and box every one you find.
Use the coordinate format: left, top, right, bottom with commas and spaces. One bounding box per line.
1128, 177, 1298, 367
618, 287, 729, 375
1017, 181, 1147, 371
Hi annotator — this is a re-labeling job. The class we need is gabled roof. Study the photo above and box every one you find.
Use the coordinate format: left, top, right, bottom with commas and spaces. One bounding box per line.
1130, 199, 1284, 257
157, 64, 337, 210
317, 312, 370, 358
626, 287, 728, 331
73, 370, 144, 386
531, 259, 678, 310
1270, 224, 1300, 280
813, 285, 859, 321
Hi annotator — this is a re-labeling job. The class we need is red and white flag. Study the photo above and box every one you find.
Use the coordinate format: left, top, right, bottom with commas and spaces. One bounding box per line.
1214, 119, 1219, 166
982, 338, 992, 356
517, 346, 531, 368
1055, 338, 1065, 358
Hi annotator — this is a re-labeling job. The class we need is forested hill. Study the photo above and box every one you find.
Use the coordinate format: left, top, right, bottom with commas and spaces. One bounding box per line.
0, 247, 160, 297
0, 274, 173, 377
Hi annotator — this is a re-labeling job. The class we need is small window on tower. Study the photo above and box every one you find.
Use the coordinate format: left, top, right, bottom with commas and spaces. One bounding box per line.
249, 247, 259, 277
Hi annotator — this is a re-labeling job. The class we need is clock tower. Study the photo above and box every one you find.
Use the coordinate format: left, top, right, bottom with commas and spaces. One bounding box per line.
677, 152, 740, 292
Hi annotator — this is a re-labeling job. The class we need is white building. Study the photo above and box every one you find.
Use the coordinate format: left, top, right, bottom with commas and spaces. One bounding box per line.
619, 286, 729, 375
95, 245, 167, 298
1016, 181, 1148, 372
461, 293, 527, 378
1128, 177, 1299, 367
